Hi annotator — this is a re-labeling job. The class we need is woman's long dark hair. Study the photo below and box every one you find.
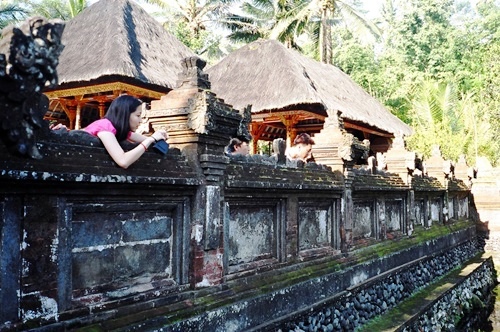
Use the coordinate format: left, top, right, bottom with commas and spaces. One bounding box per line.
104, 95, 142, 141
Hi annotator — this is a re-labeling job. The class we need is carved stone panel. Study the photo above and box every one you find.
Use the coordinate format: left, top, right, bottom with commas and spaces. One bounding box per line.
448, 199, 455, 220
430, 198, 441, 224
386, 200, 403, 233
414, 200, 425, 227
353, 201, 374, 242
225, 200, 282, 273
298, 200, 335, 252
458, 197, 469, 219
70, 200, 186, 305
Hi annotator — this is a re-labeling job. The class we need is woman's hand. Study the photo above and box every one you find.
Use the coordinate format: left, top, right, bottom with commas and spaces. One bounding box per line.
50, 123, 69, 131
151, 129, 167, 142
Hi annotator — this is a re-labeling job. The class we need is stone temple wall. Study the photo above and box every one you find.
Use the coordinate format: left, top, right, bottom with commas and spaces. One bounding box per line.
0, 18, 481, 331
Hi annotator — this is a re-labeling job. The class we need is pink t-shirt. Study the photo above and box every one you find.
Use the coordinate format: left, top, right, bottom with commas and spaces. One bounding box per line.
84, 119, 132, 139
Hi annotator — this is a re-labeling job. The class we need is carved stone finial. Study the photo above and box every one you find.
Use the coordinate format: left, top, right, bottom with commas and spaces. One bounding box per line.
272, 138, 286, 164
0, 17, 65, 159
237, 104, 253, 142
177, 56, 210, 90
392, 133, 405, 149
324, 110, 345, 130
431, 145, 441, 157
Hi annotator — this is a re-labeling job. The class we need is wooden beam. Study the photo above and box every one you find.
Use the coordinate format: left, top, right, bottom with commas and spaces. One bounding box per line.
252, 110, 326, 122
44, 82, 165, 99
343, 121, 393, 138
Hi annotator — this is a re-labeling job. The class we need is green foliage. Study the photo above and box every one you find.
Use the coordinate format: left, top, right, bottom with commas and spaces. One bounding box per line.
13, 0, 87, 21
327, 0, 500, 166
144, 0, 236, 63
403, 80, 497, 164
27, 0, 71, 20
68, 0, 86, 18
333, 36, 381, 96
0, 3, 26, 30
171, 21, 223, 62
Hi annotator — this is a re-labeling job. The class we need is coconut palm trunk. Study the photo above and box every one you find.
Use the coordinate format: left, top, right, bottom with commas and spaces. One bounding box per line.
319, 0, 334, 64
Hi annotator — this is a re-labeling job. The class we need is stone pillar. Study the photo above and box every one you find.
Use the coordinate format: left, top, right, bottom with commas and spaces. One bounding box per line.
377, 197, 386, 240
311, 111, 347, 173
455, 154, 472, 187
384, 134, 415, 186
146, 56, 250, 288
384, 134, 415, 232
425, 146, 451, 224
312, 111, 370, 253
342, 165, 355, 253
425, 145, 449, 186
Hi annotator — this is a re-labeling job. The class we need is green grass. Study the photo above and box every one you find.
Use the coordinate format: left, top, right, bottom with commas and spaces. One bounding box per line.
353, 219, 472, 262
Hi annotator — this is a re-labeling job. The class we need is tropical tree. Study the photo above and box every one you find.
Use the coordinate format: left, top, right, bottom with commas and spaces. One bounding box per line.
267, 0, 380, 64
17, 0, 87, 21
332, 30, 380, 94
144, 0, 235, 59
222, 0, 293, 46
0, 3, 26, 30
404, 80, 497, 165
68, 0, 85, 18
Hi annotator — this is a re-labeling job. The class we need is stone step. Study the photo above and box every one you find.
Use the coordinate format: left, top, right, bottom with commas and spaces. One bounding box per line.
357, 254, 495, 332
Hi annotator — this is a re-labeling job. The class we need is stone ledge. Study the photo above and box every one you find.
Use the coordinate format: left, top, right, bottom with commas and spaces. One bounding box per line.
46, 225, 477, 332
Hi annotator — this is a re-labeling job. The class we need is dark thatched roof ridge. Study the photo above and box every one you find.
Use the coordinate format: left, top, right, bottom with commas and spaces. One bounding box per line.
56, 0, 196, 89
206, 39, 412, 136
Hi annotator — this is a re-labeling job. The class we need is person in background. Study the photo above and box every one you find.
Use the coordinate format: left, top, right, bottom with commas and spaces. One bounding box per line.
226, 137, 250, 156
285, 133, 315, 162
50, 95, 167, 169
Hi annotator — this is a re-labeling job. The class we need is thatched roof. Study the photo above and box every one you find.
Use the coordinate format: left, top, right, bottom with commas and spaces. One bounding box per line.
206, 39, 412, 136
55, 0, 195, 90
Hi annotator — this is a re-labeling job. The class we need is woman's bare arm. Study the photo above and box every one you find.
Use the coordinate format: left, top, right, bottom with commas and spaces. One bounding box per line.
97, 131, 155, 169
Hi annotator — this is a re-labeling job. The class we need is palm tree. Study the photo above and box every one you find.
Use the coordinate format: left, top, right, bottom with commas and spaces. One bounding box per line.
269, 0, 380, 64
0, 3, 26, 30
224, 0, 379, 64
404, 80, 496, 164
18, 0, 87, 21
143, 0, 236, 60
222, 0, 301, 48
144, 0, 235, 38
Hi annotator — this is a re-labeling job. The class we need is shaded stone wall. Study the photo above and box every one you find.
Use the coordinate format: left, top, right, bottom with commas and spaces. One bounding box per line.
0, 106, 475, 331
278, 238, 481, 332
0, 138, 198, 325
401, 257, 495, 332
0, 20, 478, 331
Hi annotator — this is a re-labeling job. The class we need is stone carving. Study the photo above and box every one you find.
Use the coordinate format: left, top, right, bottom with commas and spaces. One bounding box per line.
431, 145, 441, 157
0, 17, 65, 158
237, 104, 253, 142
376, 152, 387, 171
187, 93, 215, 134
338, 133, 370, 163
178, 56, 210, 90
325, 109, 345, 130
443, 160, 454, 179
272, 138, 286, 165
392, 132, 406, 149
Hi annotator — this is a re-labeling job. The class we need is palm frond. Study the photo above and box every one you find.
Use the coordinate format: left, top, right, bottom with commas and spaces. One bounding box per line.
335, 1, 381, 43
0, 4, 27, 29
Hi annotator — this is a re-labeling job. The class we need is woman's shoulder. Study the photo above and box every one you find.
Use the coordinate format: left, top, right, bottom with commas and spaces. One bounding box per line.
85, 118, 116, 136
285, 146, 297, 158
